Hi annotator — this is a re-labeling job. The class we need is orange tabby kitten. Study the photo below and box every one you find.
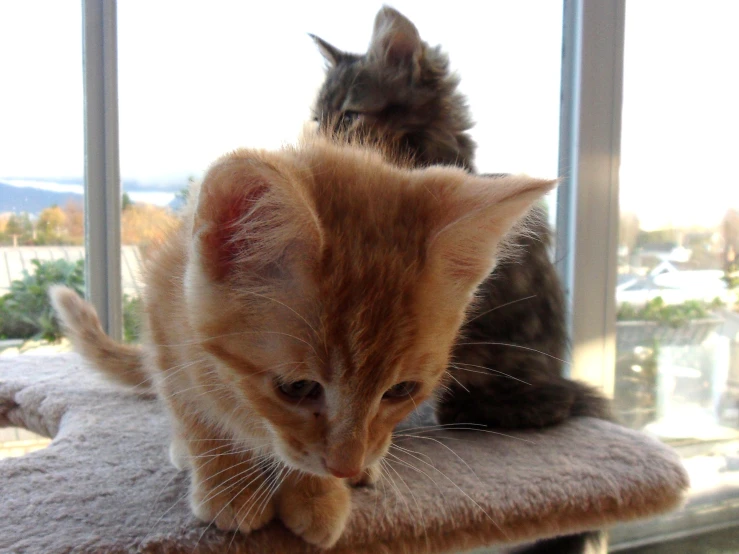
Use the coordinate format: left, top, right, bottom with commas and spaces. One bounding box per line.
51, 137, 553, 548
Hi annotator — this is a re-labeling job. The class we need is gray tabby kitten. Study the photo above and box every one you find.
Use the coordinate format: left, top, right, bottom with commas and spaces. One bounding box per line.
311, 6, 611, 430
310, 7, 610, 553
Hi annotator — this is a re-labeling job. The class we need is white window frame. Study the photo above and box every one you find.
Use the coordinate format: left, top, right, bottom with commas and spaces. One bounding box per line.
82, 0, 122, 340
556, 0, 624, 397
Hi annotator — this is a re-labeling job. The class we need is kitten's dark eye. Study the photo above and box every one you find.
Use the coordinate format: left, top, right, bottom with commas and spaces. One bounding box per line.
342, 111, 360, 124
277, 380, 323, 401
383, 381, 419, 400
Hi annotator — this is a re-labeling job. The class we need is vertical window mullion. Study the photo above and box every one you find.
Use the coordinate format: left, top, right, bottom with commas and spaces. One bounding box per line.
556, 0, 625, 394
82, 0, 122, 340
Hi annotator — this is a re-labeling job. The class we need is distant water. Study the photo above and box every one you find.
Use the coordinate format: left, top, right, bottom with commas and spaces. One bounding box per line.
2, 179, 176, 207
127, 191, 177, 206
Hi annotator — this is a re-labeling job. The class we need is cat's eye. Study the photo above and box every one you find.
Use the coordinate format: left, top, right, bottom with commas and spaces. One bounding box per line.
383, 381, 419, 400
342, 111, 360, 124
277, 380, 323, 401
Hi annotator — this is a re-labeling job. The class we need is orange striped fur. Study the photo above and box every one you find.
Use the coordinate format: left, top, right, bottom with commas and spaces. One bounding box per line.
51, 136, 553, 547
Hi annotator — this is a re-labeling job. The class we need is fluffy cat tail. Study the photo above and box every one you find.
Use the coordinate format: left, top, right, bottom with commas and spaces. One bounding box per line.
49, 285, 150, 391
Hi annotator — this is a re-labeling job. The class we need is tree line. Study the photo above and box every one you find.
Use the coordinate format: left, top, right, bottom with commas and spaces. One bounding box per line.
0, 193, 177, 252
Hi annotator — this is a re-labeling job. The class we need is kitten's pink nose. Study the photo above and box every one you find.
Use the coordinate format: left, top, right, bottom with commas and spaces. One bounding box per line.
323, 459, 362, 479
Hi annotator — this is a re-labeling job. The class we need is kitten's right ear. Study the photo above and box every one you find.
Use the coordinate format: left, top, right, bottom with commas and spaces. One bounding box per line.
425, 172, 557, 295
369, 6, 422, 71
310, 34, 345, 67
192, 152, 321, 282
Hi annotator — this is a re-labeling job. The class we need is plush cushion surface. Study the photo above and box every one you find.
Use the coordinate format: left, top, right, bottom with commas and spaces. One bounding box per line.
0, 354, 689, 554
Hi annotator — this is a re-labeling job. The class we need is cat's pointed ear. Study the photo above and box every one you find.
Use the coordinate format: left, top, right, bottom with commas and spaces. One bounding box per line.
369, 6, 422, 70
310, 34, 345, 67
192, 151, 322, 282
425, 172, 557, 294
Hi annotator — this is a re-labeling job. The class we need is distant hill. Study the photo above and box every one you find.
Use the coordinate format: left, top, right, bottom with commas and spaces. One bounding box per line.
0, 178, 184, 215
0, 176, 185, 193
0, 182, 83, 215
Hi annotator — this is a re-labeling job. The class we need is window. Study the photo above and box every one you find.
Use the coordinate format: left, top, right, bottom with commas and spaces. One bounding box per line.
614, 1, 739, 441
559, 0, 739, 548
618, 0, 739, 443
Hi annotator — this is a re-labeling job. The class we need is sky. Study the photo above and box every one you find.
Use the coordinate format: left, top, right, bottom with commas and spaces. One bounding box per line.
0, 1, 562, 181
619, 1, 739, 230
0, 1, 737, 230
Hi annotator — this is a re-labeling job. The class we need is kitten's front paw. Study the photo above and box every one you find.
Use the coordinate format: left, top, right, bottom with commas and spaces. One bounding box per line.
278, 474, 351, 548
190, 472, 276, 534
348, 462, 381, 487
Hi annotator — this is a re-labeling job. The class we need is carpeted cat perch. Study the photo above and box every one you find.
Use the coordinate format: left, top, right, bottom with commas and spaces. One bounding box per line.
1, 354, 688, 554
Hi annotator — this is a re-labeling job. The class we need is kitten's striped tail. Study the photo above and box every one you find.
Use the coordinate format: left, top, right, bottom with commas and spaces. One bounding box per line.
49, 285, 151, 392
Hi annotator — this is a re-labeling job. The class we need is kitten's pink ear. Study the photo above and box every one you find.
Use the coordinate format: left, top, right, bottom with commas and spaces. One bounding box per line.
369, 6, 422, 69
426, 173, 557, 294
192, 152, 321, 282
310, 34, 345, 67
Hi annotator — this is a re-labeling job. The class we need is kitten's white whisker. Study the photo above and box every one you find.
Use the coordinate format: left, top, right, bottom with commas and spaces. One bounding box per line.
454, 341, 569, 365
389, 443, 434, 466
141, 466, 188, 537
194, 459, 278, 548
188, 445, 271, 460
227, 462, 283, 551
385, 451, 444, 489
446, 372, 470, 393
247, 464, 286, 529
150, 454, 269, 542
395, 422, 486, 434
382, 453, 430, 549
396, 428, 536, 444
395, 436, 484, 487
389, 444, 505, 536
225, 461, 279, 540
384, 450, 449, 511
449, 362, 532, 385
463, 294, 537, 324
195, 468, 264, 548
194, 455, 273, 498
378, 460, 401, 514
379, 459, 408, 519
384, 452, 452, 529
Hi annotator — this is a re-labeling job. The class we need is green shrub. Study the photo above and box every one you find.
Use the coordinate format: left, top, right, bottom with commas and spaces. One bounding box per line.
617, 296, 721, 328
0, 258, 141, 344
123, 294, 141, 344
0, 259, 85, 341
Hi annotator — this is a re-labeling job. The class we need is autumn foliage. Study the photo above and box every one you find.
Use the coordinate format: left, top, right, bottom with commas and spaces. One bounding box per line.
121, 202, 177, 252
0, 199, 177, 254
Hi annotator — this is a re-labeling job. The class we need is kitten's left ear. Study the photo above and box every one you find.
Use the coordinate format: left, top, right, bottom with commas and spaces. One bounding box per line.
191, 151, 322, 282
310, 34, 346, 67
368, 6, 422, 71
425, 172, 557, 294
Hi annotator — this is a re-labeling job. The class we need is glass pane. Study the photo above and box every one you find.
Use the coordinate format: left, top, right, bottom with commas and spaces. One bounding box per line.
115, 0, 563, 317
0, 427, 51, 459
0, 2, 84, 356
615, 2, 739, 443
